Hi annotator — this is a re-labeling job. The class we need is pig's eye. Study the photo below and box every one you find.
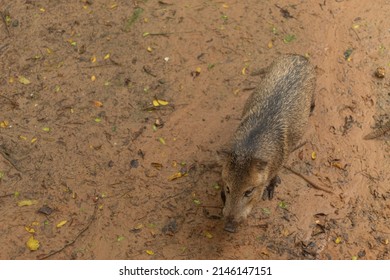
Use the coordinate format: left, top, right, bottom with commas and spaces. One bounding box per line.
244, 188, 255, 197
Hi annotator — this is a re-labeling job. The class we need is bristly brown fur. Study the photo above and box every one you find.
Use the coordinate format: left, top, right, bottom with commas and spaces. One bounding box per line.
219, 54, 316, 232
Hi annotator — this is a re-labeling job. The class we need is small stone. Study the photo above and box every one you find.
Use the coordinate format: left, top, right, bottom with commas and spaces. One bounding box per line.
375, 67, 385, 78
130, 159, 139, 168
38, 205, 53, 215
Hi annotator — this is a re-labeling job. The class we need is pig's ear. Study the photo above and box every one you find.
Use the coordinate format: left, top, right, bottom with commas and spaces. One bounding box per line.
216, 149, 231, 163
251, 158, 267, 171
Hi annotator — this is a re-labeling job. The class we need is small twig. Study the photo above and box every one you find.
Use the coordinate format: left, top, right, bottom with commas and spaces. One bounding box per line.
0, 148, 22, 172
292, 140, 308, 152
0, 193, 14, 199
147, 32, 171, 37
0, 43, 9, 52
0, 94, 19, 109
200, 205, 223, 209
143, 65, 157, 77
0, 10, 10, 37
351, 27, 361, 41
37, 205, 98, 260
283, 165, 334, 194
363, 120, 390, 140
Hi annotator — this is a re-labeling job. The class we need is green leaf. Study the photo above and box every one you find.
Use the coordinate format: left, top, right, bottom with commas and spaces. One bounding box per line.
283, 34, 296, 43
124, 7, 144, 32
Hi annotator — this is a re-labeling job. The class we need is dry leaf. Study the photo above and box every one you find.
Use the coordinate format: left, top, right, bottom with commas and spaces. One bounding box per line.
18, 200, 38, 207
152, 99, 169, 106
168, 172, 183, 181
18, 76, 31, 85
0, 120, 9, 128
311, 151, 317, 160
145, 250, 154, 255
56, 220, 67, 228
93, 100, 103, 107
204, 231, 213, 239
26, 236, 40, 251
25, 226, 35, 233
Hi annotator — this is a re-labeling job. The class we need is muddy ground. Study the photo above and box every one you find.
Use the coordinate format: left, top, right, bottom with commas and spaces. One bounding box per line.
0, 0, 389, 260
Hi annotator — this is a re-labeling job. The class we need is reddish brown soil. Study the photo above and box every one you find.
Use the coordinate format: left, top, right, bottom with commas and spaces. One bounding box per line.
0, 0, 389, 260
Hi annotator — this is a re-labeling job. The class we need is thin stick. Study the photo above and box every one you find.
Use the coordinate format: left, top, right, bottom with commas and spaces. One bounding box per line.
0, 149, 22, 172
0, 193, 13, 198
0, 10, 10, 36
37, 205, 98, 260
283, 165, 334, 194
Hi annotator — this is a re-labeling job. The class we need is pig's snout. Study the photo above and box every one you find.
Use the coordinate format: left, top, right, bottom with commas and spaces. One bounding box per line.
224, 217, 238, 233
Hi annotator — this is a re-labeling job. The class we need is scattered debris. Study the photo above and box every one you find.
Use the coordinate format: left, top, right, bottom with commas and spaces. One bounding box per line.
363, 120, 390, 140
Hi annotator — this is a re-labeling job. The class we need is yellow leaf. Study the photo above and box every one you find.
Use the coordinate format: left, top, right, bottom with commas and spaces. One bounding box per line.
222, 4, 229, 8
104, 53, 110, 60
18, 76, 31, 85
242, 67, 247, 75
56, 220, 67, 228
335, 237, 342, 244
153, 99, 169, 107
268, 40, 273, 49
204, 231, 213, 239
311, 151, 317, 160
147, 46, 152, 52
193, 199, 201, 205
18, 200, 38, 207
26, 236, 40, 251
25, 226, 35, 233
91, 75, 96, 81
134, 223, 144, 230
168, 172, 182, 181
19, 135, 27, 140
0, 120, 9, 128
42, 127, 50, 132
332, 162, 343, 169
145, 250, 154, 255
195, 67, 201, 73
90, 55, 97, 63
157, 99, 169, 106
39, 7, 46, 12
31, 137, 38, 143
